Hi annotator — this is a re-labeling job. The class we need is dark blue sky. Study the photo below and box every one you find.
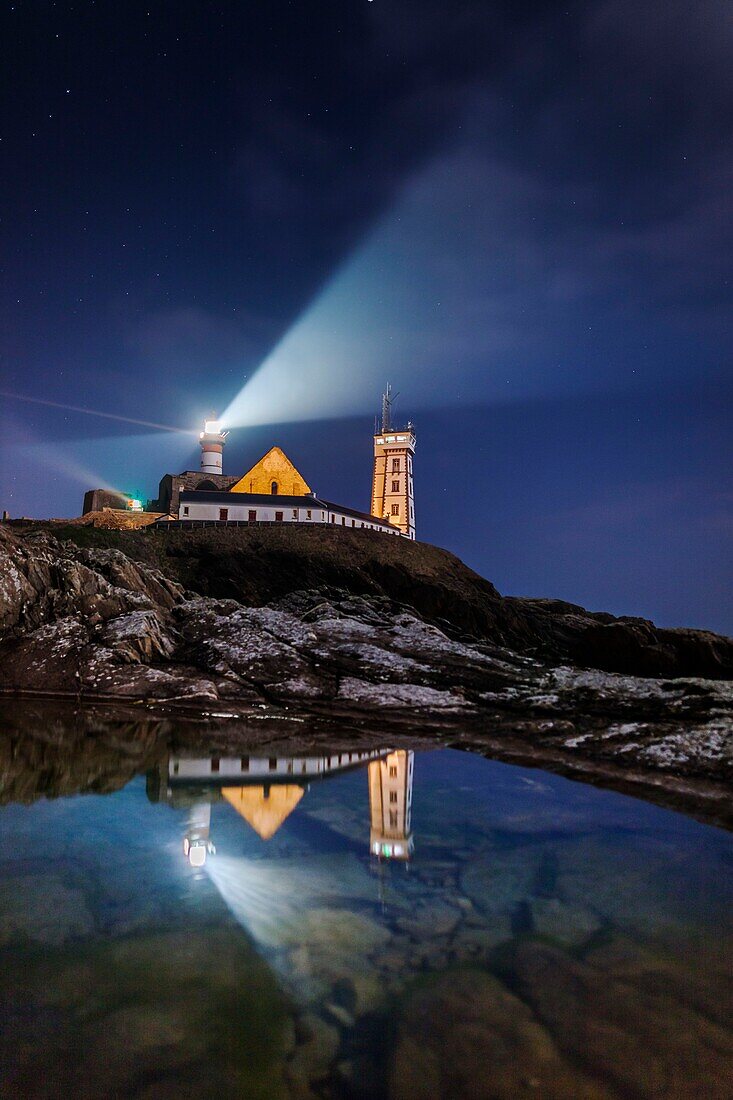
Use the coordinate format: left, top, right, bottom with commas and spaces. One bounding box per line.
1, 2, 731, 632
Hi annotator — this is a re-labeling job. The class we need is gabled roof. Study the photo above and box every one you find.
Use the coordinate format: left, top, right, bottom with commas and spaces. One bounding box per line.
229, 446, 312, 495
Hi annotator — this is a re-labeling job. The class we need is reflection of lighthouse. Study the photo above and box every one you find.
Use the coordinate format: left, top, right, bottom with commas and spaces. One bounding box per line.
368, 750, 414, 860
183, 801, 216, 867
199, 415, 228, 474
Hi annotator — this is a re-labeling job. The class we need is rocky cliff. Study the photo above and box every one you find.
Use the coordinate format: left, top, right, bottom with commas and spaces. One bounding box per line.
0, 523, 731, 823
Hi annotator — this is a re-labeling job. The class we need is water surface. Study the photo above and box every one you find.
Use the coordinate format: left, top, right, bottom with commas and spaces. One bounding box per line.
0, 724, 731, 1098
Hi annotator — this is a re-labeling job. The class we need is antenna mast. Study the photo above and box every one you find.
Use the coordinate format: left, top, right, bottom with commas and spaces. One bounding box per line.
381, 383, 399, 434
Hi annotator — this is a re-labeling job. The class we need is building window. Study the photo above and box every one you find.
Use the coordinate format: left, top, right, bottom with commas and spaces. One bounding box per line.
351, 519, 355, 526
391, 504, 399, 516
182, 506, 189, 516
392, 458, 400, 473
219, 508, 228, 521
392, 479, 400, 492
248, 510, 256, 522
269, 757, 277, 771
271, 481, 278, 495
211, 758, 220, 773
341, 516, 346, 525
275, 511, 284, 522
241, 756, 249, 771
389, 765, 397, 778
331, 514, 335, 523
389, 791, 398, 803
389, 811, 398, 827
306, 509, 312, 520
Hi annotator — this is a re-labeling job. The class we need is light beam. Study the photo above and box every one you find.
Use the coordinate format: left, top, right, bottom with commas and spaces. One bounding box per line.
0, 389, 195, 435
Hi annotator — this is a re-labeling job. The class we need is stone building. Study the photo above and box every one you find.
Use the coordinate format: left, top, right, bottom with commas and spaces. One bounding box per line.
82, 488, 136, 514
84, 388, 416, 538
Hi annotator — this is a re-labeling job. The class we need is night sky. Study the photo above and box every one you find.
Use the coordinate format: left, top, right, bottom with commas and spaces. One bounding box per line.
1, 2, 731, 633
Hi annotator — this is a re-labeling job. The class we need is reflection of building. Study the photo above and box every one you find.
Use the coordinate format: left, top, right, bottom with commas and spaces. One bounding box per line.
183, 801, 215, 867
146, 751, 388, 858
368, 750, 414, 860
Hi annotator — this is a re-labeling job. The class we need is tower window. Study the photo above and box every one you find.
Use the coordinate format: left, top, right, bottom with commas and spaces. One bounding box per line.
392, 458, 400, 473
389, 791, 398, 803
389, 765, 397, 778
389, 811, 398, 827
392, 480, 400, 492
391, 504, 399, 516
271, 481, 278, 495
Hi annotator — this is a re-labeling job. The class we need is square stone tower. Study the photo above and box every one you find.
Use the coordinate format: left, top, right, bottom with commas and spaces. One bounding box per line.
371, 385, 416, 539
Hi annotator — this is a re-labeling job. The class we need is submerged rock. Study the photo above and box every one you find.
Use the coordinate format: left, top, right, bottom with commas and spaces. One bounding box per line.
389, 968, 611, 1098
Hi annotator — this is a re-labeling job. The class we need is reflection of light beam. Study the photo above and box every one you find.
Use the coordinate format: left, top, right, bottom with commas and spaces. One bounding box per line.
205, 854, 373, 949
206, 855, 307, 948
0, 389, 195, 435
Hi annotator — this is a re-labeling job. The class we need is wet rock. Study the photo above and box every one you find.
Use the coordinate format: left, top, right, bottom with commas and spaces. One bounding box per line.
396, 899, 462, 938
287, 1012, 340, 1090
528, 898, 601, 947
389, 968, 611, 1098
508, 940, 733, 1098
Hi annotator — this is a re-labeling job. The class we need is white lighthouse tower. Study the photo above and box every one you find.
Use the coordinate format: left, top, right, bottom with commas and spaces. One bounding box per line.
199, 415, 228, 474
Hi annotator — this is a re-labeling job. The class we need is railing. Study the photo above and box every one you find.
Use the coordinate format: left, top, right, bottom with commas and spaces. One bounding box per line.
148, 518, 404, 535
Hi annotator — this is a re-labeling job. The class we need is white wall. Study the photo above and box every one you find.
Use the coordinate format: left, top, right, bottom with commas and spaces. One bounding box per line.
178, 499, 403, 534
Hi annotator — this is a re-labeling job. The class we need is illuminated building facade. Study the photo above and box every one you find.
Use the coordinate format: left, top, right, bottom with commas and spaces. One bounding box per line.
85, 391, 416, 538
370, 386, 416, 539
368, 749, 414, 860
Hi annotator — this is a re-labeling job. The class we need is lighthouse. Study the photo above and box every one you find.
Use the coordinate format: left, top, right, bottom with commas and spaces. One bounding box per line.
199, 416, 228, 474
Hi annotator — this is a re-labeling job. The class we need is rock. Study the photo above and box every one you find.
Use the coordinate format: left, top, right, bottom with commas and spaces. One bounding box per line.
528, 898, 601, 947
508, 940, 733, 1098
287, 1012, 340, 1089
1, 524, 732, 816
389, 968, 611, 1098
101, 609, 176, 664
396, 900, 462, 938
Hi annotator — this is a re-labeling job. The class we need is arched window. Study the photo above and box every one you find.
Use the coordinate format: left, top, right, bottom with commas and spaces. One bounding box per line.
271, 481, 278, 495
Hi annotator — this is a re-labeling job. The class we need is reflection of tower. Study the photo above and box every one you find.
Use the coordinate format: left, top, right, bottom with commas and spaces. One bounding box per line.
371, 385, 416, 539
183, 801, 216, 867
199, 415, 229, 474
368, 749, 414, 860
